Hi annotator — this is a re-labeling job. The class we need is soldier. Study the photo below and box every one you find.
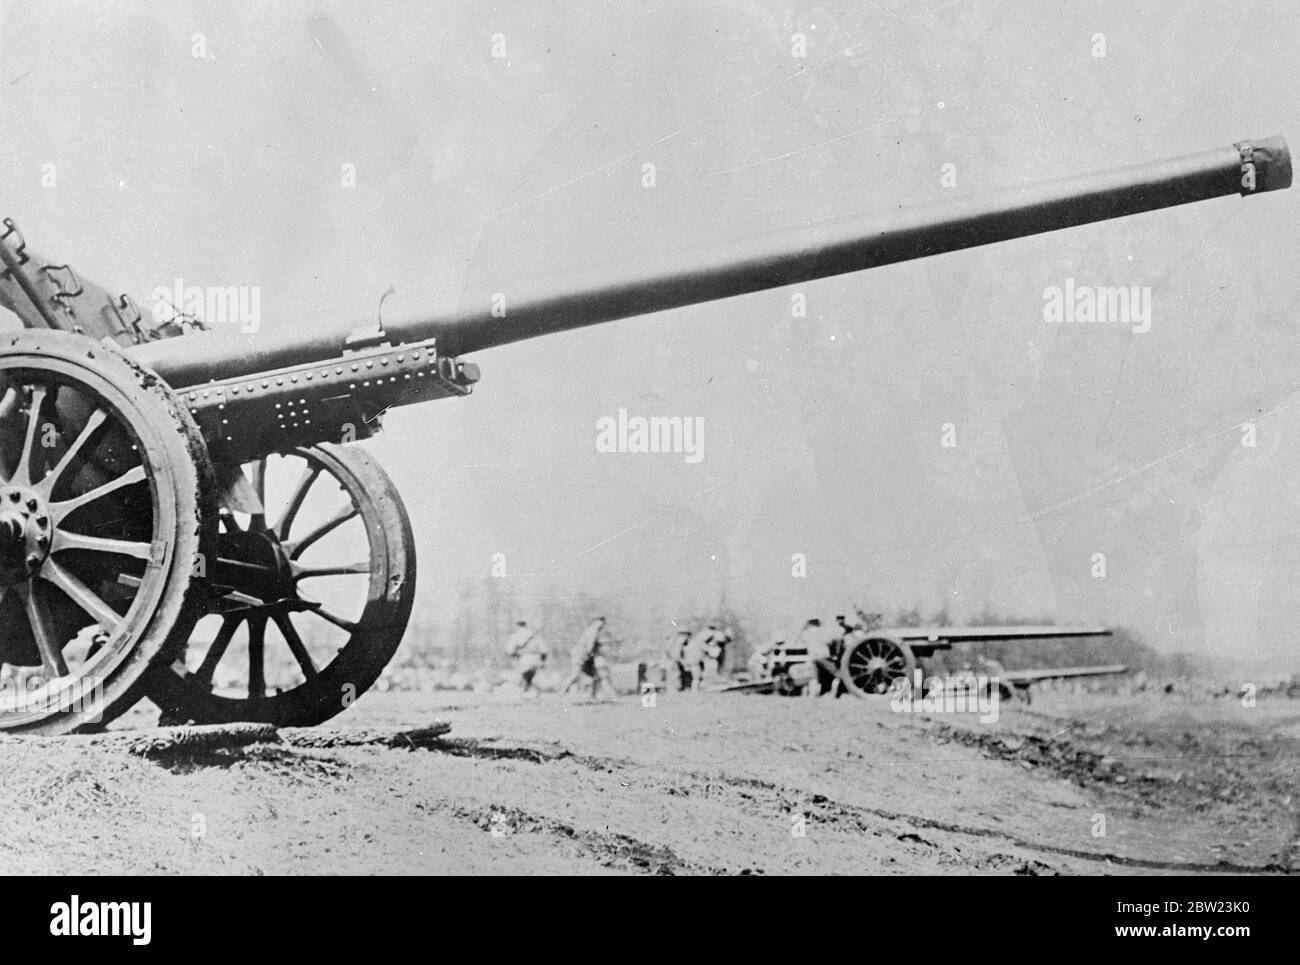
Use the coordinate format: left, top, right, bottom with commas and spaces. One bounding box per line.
665, 627, 692, 691
592, 650, 620, 697
829, 614, 856, 696
796, 617, 838, 697
835, 613, 856, 648
561, 616, 610, 698
707, 624, 733, 679
504, 620, 548, 695
681, 624, 718, 692
748, 632, 778, 681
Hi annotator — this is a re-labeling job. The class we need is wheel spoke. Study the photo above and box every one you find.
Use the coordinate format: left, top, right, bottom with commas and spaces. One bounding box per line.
276, 464, 321, 540
52, 529, 152, 560
249, 459, 267, 531
40, 559, 122, 630
8, 385, 47, 486
39, 407, 106, 497
24, 584, 69, 678
294, 560, 370, 580
246, 615, 266, 699
216, 556, 277, 574
218, 588, 267, 608
275, 613, 318, 680
193, 618, 239, 687
50, 464, 146, 520
0, 388, 17, 481
286, 503, 358, 559
302, 602, 358, 633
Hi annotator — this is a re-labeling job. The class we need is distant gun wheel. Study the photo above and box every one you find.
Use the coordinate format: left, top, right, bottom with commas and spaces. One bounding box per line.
148, 443, 415, 726
982, 679, 1022, 705
0, 331, 215, 734
773, 672, 801, 697
841, 635, 916, 698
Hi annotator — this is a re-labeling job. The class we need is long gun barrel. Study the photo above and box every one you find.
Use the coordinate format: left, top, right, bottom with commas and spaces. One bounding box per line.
3, 137, 1289, 461
131, 136, 1289, 387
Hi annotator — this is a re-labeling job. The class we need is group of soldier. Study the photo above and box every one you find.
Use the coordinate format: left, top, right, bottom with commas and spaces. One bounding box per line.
503, 616, 618, 698
502, 612, 863, 698
663, 623, 733, 692
503, 616, 736, 698
745, 615, 860, 697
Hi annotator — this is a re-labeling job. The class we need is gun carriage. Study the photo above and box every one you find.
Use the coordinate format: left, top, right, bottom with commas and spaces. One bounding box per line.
754, 624, 1118, 699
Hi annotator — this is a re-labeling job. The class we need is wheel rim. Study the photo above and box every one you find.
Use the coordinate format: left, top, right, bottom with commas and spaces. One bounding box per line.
0, 360, 180, 726
844, 637, 912, 695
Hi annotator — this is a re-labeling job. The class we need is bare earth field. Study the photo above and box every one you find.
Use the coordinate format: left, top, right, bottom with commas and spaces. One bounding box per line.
2, 689, 1297, 875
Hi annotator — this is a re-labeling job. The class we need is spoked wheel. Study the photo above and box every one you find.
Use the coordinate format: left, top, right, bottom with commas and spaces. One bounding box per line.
0, 331, 215, 734
841, 635, 917, 698
148, 444, 415, 726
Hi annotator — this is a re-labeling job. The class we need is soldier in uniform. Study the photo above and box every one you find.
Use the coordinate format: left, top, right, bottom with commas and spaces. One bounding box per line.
707, 624, 733, 679
592, 650, 620, 697
797, 617, 838, 697
504, 620, 548, 695
748, 633, 778, 681
665, 627, 692, 691
829, 614, 857, 696
681, 624, 718, 692
561, 616, 610, 698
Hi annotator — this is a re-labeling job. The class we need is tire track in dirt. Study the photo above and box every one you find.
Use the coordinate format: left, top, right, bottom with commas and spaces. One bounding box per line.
424, 736, 1283, 873
431, 800, 728, 875
143, 738, 724, 875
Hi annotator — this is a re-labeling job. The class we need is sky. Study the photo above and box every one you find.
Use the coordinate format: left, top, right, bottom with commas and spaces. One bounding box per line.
3, 0, 1300, 668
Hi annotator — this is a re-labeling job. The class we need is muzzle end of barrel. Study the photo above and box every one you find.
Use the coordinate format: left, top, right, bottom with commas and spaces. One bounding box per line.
1239, 135, 1291, 193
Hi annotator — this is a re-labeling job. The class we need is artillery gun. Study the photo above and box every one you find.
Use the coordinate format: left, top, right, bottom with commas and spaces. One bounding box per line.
745, 624, 1120, 700
0, 137, 1289, 733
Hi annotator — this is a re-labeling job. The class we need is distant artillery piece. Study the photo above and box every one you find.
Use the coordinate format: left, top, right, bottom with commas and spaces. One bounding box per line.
0, 134, 1288, 733
725, 625, 1121, 700
971, 664, 1129, 704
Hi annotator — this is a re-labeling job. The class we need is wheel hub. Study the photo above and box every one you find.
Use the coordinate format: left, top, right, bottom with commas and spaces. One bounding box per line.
215, 526, 298, 604
0, 485, 51, 586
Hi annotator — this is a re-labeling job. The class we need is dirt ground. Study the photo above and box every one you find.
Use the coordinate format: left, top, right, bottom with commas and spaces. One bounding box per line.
1, 687, 1297, 875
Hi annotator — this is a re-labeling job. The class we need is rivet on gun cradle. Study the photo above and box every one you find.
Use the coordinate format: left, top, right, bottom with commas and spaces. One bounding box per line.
0, 134, 1289, 734
174, 333, 479, 462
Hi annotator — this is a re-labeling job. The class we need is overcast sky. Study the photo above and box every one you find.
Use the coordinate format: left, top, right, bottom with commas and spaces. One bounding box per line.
3, 0, 1299, 668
